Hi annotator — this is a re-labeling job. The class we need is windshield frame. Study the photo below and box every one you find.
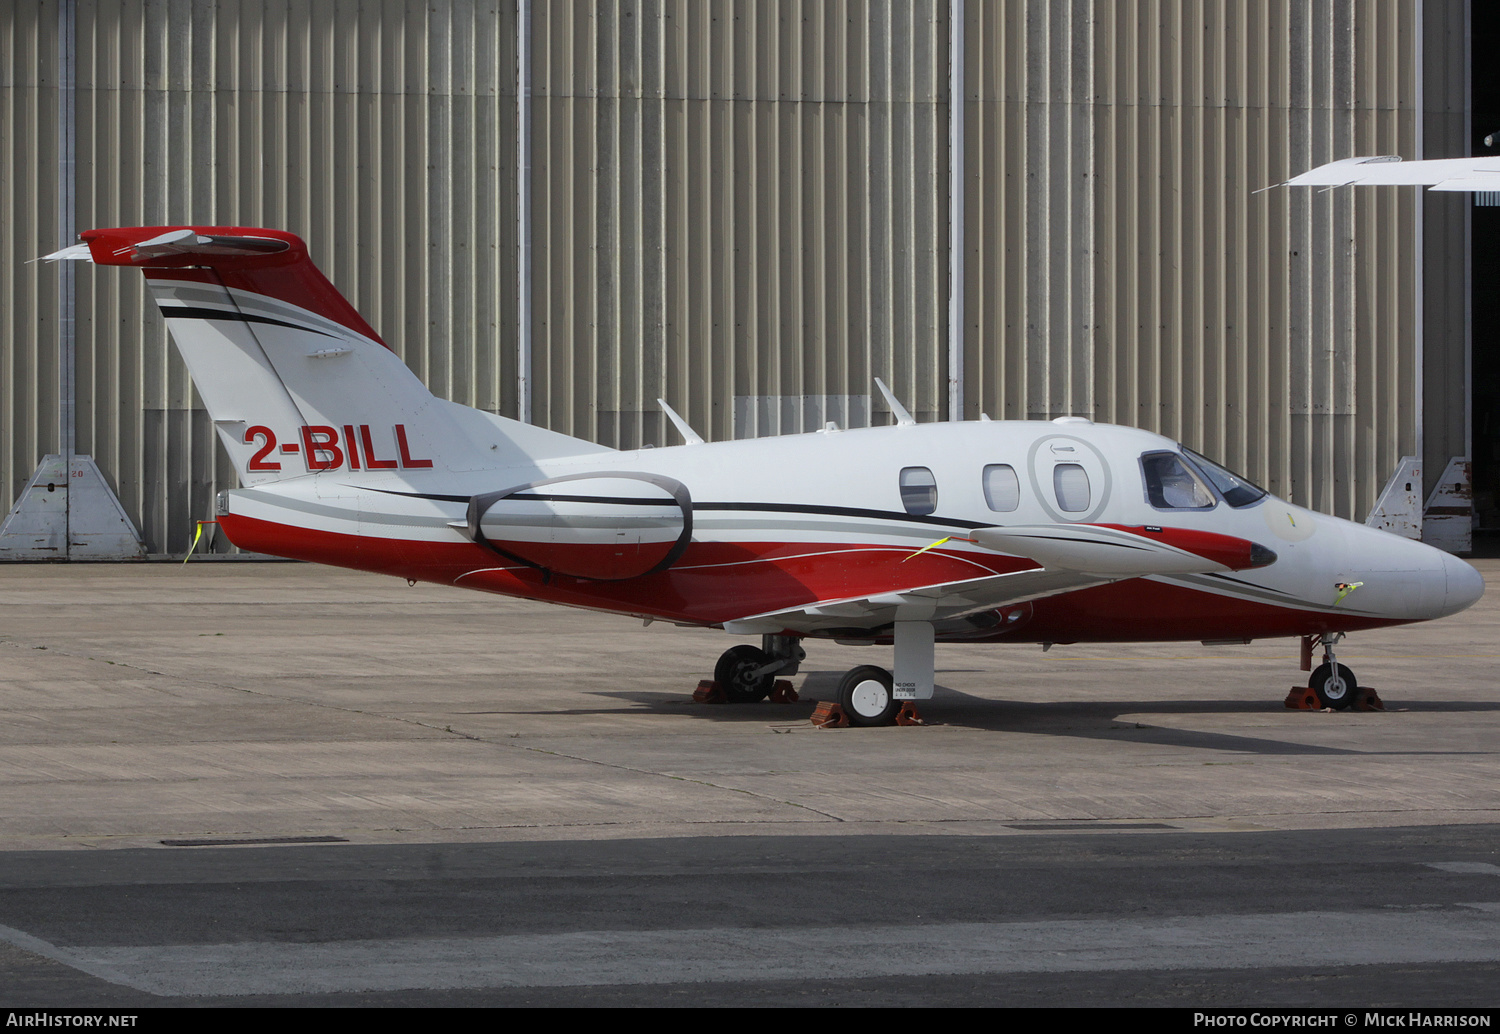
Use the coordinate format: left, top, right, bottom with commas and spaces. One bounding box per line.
1180, 447, 1269, 509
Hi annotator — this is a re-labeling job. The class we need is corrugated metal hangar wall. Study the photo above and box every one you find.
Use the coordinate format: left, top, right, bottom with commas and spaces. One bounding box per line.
0, 1, 1470, 556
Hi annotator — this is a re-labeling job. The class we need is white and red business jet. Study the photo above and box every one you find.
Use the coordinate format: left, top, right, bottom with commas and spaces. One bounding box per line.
45, 210, 1482, 725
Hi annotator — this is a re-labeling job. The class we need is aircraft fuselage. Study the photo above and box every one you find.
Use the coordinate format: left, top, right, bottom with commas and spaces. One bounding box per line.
215, 417, 1482, 645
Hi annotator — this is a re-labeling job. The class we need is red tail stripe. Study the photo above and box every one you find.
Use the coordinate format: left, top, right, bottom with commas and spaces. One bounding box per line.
79, 226, 387, 348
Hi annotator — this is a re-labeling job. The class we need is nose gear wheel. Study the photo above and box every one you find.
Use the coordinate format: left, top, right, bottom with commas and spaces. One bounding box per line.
1310, 661, 1358, 710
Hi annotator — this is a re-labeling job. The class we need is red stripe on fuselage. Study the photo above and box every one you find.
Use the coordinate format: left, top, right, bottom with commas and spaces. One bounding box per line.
217, 513, 1031, 626
216, 513, 1406, 641
1094, 523, 1263, 571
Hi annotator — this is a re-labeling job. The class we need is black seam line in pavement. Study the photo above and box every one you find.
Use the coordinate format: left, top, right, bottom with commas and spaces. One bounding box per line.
0, 639, 494, 744
0, 639, 178, 679
0, 640, 839, 819
516, 745, 847, 823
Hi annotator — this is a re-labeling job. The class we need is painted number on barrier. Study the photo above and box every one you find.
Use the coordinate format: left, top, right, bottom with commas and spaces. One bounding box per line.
242, 424, 434, 472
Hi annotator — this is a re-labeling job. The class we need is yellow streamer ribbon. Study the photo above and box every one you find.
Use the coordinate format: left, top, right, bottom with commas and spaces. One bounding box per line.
1333, 581, 1363, 605
903, 536, 974, 563
182, 520, 217, 563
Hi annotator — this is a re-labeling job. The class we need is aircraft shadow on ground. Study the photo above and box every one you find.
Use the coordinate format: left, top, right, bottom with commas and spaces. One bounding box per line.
453, 669, 1500, 750
910, 683, 1499, 756
546, 669, 1500, 755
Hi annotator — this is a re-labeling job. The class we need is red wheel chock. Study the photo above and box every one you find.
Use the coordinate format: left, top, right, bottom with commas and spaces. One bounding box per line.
694, 679, 801, 704
693, 679, 726, 704
1284, 686, 1321, 710
810, 701, 922, 727
811, 701, 848, 728
1284, 686, 1385, 711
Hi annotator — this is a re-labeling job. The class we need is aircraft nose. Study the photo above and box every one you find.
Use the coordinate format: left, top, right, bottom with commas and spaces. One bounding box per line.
1442, 553, 1485, 617
1334, 523, 1483, 622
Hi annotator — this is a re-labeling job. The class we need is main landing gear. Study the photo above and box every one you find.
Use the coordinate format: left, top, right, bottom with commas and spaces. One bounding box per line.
837, 666, 898, 726
826, 620, 935, 726
712, 635, 805, 703
708, 621, 937, 727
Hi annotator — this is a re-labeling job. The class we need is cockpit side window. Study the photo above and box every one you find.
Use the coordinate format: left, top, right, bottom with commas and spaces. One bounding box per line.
1141, 452, 1216, 509
1182, 448, 1269, 508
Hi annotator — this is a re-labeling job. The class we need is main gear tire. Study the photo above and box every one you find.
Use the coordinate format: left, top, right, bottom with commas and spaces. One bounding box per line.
838, 665, 897, 726
714, 645, 775, 703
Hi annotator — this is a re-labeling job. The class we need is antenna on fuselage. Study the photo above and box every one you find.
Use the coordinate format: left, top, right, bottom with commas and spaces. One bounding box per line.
657, 399, 704, 445
874, 378, 916, 427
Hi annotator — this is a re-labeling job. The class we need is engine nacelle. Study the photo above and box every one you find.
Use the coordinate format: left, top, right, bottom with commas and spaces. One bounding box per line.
466, 472, 692, 581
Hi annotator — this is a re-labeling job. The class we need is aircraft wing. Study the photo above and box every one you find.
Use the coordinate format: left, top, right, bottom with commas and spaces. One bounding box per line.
1278, 155, 1500, 192
722, 523, 1276, 636
721, 566, 1118, 637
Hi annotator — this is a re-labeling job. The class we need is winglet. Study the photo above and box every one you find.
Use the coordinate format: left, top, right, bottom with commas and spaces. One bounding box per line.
657, 399, 704, 445
874, 378, 916, 427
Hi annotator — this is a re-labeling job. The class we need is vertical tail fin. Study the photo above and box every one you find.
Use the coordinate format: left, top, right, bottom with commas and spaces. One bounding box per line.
61, 227, 600, 483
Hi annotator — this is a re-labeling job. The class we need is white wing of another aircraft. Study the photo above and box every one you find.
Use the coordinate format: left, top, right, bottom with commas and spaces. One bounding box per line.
1277, 155, 1500, 191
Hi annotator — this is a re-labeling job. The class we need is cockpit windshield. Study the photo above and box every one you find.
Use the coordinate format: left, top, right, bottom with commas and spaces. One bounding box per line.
1181, 448, 1268, 508
1141, 452, 1216, 509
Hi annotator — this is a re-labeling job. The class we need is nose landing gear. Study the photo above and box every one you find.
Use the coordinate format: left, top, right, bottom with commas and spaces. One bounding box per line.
1305, 633, 1356, 709
1309, 658, 1358, 710
1297, 633, 1380, 711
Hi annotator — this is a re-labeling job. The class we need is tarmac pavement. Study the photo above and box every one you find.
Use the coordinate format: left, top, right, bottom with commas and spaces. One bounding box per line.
0, 559, 1496, 1005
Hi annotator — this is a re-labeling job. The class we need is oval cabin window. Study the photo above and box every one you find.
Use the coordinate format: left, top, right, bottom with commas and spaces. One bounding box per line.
1053, 463, 1091, 513
899, 466, 938, 515
982, 464, 1020, 512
